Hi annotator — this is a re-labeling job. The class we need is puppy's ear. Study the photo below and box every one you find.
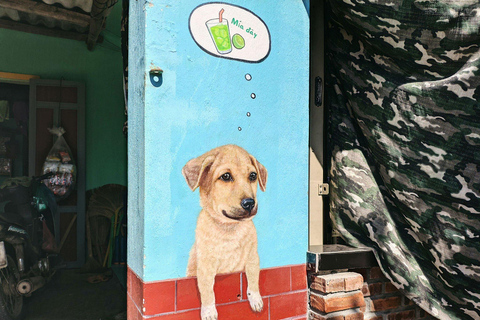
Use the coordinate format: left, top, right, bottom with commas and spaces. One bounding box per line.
182, 155, 216, 191
250, 155, 267, 192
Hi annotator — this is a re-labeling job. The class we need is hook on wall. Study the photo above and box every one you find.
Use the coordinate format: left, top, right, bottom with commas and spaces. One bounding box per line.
149, 68, 164, 87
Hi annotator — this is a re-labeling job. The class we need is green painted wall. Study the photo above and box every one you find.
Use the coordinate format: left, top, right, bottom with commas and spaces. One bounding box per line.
0, 4, 127, 190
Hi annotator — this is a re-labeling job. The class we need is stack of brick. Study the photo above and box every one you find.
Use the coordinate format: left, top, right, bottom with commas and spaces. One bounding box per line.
308, 272, 365, 320
307, 269, 434, 320
306, 245, 435, 320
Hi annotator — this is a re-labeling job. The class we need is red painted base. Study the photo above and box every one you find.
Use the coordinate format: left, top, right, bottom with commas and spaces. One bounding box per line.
127, 264, 307, 320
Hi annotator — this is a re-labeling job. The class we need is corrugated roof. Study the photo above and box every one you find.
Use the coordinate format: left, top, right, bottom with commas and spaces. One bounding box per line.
0, 0, 117, 49
41, 0, 93, 13
0, 6, 88, 33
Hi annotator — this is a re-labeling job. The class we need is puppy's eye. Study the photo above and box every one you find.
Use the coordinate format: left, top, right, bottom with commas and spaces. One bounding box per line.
249, 172, 257, 182
220, 173, 233, 181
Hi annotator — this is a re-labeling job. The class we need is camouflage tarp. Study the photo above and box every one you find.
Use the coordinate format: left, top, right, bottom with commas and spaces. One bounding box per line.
325, 1, 480, 319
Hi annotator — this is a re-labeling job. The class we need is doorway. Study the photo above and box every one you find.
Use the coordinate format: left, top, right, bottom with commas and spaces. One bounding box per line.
0, 76, 126, 320
309, 0, 327, 247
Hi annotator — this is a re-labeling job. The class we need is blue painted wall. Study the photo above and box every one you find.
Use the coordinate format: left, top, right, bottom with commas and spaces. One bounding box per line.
303, 0, 310, 16
128, 0, 309, 282
127, 0, 146, 279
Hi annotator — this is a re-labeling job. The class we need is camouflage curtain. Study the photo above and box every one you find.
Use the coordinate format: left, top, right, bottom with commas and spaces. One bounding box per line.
325, 1, 480, 319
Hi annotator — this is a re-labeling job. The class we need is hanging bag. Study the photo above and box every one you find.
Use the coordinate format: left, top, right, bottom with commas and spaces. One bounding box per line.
42, 127, 76, 200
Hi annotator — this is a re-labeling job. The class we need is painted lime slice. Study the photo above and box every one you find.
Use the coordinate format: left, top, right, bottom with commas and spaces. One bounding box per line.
232, 34, 245, 49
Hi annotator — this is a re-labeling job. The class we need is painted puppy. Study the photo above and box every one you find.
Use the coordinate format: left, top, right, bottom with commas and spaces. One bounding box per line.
183, 144, 267, 320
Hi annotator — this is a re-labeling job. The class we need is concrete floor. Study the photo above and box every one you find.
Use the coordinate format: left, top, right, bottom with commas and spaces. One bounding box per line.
22, 268, 126, 320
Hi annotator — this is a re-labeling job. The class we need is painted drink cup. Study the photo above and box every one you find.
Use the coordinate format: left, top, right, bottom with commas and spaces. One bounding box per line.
206, 18, 232, 54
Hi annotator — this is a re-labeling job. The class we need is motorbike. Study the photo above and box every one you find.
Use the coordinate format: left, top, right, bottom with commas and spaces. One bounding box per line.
0, 174, 59, 320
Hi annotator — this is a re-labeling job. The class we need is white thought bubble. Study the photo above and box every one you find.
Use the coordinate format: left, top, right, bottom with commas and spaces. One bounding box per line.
189, 3, 271, 63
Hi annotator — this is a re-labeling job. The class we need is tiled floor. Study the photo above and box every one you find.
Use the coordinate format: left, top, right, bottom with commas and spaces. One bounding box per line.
23, 268, 126, 320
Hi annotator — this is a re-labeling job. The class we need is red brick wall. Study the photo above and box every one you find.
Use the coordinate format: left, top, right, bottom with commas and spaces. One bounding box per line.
127, 264, 308, 320
307, 268, 435, 320
352, 267, 433, 320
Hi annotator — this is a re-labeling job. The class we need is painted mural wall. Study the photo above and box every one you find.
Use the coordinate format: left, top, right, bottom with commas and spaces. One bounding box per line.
128, 0, 309, 318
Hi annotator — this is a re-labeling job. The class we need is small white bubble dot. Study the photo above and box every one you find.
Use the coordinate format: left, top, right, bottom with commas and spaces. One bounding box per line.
251, 93, 256, 99
245, 74, 252, 81
238, 127, 242, 131
246, 112, 251, 117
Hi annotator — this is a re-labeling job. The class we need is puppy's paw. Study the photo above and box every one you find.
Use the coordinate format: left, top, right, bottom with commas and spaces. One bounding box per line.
201, 304, 218, 320
247, 289, 263, 312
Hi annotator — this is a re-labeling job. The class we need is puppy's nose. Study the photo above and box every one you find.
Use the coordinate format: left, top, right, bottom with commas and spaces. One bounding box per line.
241, 198, 255, 212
